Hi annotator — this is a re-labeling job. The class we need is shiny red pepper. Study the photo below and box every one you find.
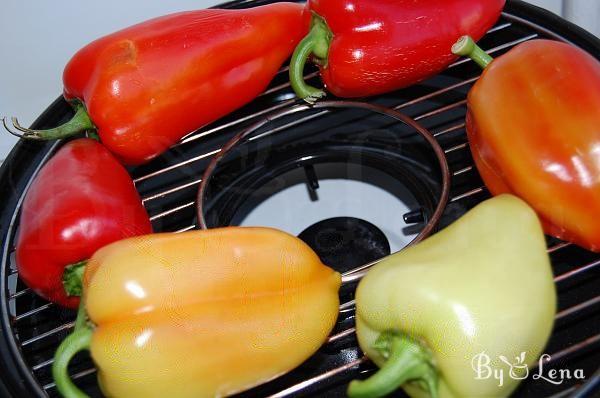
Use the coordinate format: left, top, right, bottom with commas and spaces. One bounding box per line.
453, 36, 600, 251
289, 0, 505, 103
16, 138, 152, 308
15, 4, 308, 165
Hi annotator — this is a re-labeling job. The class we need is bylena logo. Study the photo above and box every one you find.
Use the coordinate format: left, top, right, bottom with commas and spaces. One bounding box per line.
471, 352, 585, 387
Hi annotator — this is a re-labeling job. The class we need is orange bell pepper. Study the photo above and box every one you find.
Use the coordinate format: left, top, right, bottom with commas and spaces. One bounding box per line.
52, 227, 341, 398
453, 36, 600, 251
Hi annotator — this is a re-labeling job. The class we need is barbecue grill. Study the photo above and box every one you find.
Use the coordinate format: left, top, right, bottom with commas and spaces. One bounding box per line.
0, 1, 599, 397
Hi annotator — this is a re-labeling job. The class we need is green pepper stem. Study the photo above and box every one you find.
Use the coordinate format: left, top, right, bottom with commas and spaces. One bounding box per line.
52, 326, 93, 398
73, 300, 88, 332
451, 36, 494, 69
347, 333, 438, 398
86, 131, 100, 141
289, 14, 332, 103
18, 101, 95, 141
63, 261, 87, 297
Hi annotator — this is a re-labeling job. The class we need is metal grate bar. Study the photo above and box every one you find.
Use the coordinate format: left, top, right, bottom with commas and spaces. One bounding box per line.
556, 295, 600, 321
142, 178, 203, 203
327, 328, 356, 344
444, 142, 468, 154
453, 166, 473, 177
555, 259, 600, 283
21, 322, 74, 347
339, 300, 355, 312
32, 358, 54, 372
248, 109, 329, 143
134, 149, 220, 184
413, 99, 467, 121
177, 99, 297, 147
394, 77, 478, 111
14, 302, 54, 322
149, 201, 195, 222
9, 287, 31, 300
434, 122, 465, 137
537, 334, 600, 368
267, 357, 367, 398
487, 22, 512, 34
450, 186, 486, 202
174, 224, 197, 233
548, 242, 573, 253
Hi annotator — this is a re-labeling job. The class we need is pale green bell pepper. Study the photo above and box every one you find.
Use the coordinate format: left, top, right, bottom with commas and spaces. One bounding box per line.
348, 194, 556, 398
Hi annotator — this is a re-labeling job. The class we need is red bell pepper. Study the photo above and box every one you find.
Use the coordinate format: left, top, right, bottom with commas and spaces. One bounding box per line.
289, 0, 505, 103
453, 36, 600, 252
12, 4, 308, 165
16, 138, 152, 308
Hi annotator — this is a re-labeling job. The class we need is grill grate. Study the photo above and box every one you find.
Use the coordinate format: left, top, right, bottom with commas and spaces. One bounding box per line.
1, 1, 599, 397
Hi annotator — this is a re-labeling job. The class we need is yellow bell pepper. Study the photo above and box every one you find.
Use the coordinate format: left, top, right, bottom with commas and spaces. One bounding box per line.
348, 195, 556, 398
52, 227, 341, 398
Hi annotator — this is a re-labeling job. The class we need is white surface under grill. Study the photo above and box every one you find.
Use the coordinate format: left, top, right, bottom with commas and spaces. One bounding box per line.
240, 175, 419, 253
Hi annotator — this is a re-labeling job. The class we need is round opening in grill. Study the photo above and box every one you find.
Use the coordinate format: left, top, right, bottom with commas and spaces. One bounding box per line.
197, 101, 451, 272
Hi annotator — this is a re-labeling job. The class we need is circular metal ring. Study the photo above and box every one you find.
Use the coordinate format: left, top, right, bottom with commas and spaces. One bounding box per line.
196, 100, 451, 276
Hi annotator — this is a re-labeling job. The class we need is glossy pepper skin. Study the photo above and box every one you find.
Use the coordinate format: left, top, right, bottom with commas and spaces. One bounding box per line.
20, 4, 308, 165
16, 138, 152, 308
289, 0, 505, 102
453, 37, 600, 252
348, 195, 556, 398
53, 227, 341, 398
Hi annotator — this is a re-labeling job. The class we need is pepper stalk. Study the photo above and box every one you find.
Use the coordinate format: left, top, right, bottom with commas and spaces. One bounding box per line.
53, 301, 93, 398
63, 261, 87, 297
289, 13, 332, 103
3, 100, 95, 141
348, 332, 438, 398
451, 36, 494, 69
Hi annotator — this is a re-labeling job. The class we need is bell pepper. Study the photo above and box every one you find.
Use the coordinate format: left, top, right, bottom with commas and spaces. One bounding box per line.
11, 4, 308, 165
452, 36, 600, 252
16, 138, 152, 308
348, 195, 556, 398
289, 0, 505, 103
52, 227, 341, 398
